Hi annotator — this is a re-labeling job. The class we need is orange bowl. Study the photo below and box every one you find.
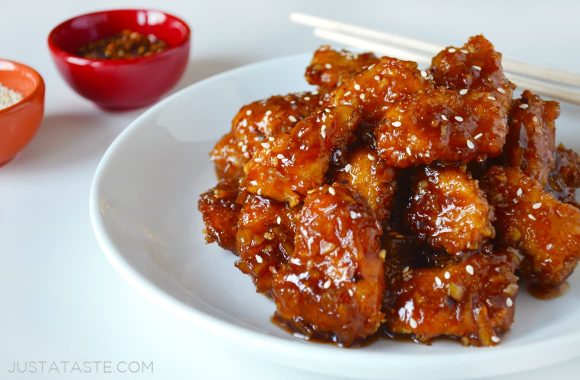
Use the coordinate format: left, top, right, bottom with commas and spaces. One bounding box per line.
0, 60, 45, 165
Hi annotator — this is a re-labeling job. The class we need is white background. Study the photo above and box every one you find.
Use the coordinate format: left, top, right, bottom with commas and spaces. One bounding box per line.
1, 0, 579, 379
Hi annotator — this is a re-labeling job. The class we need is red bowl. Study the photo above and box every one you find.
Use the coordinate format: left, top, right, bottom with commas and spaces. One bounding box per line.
48, 9, 191, 110
0, 60, 45, 166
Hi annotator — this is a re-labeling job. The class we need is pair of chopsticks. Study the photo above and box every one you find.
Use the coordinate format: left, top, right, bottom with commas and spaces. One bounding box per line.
290, 12, 580, 106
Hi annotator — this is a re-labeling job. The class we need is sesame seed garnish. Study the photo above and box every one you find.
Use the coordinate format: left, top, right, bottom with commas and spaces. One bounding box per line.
519, 103, 529, 110
374, 75, 380, 81
379, 249, 386, 260
528, 214, 537, 221
466, 140, 475, 149
516, 188, 523, 196
276, 216, 282, 225
434, 276, 443, 287
459, 89, 468, 95
532, 116, 539, 123
532, 202, 542, 209
444, 271, 451, 280
268, 136, 275, 142
344, 91, 351, 96
276, 154, 285, 160
344, 163, 352, 173
348, 289, 354, 297
304, 96, 310, 101
288, 115, 297, 123
473, 65, 481, 71
249, 180, 258, 187
246, 110, 252, 116
474, 133, 483, 140
359, 93, 366, 100
320, 125, 327, 139
354, 83, 361, 91
497, 87, 506, 94
406, 146, 412, 156
367, 154, 376, 161
261, 142, 270, 149
441, 115, 448, 121
491, 336, 501, 343
265, 110, 272, 116
487, 95, 496, 101
255, 255, 263, 264
409, 318, 418, 329
328, 186, 336, 195
455, 116, 464, 122
506, 297, 513, 307
257, 189, 262, 195
420, 70, 427, 78
350, 210, 358, 219
323, 279, 331, 289
546, 243, 553, 250
325, 63, 332, 69
392, 121, 402, 127
466, 265, 474, 275
448, 48, 456, 53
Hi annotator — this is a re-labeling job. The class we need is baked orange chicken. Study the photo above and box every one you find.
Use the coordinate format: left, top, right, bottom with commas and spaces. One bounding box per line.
198, 35, 580, 347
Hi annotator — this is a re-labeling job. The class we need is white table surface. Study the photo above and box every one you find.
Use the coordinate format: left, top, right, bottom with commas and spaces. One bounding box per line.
1, 0, 579, 379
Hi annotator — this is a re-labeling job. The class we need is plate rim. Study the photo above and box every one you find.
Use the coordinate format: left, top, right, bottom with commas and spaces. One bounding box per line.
89, 53, 580, 379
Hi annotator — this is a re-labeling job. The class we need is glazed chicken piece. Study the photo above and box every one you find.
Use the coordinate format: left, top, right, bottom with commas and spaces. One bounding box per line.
504, 90, 560, 186
407, 166, 494, 254
210, 92, 323, 184
305, 46, 379, 90
481, 166, 580, 288
375, 35, 514, 168
244, 57, 427, 205
272, 184, 385, 346
548, 145, 580, 204
198, 182, 241, 253
334, 146, 397, 221
384, 243, 520, 346
235, 194, 296, 294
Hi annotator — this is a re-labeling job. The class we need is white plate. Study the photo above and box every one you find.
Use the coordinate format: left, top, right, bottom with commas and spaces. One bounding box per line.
90, 54, 580, 380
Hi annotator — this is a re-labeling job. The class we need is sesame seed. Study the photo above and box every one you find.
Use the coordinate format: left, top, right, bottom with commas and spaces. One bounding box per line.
359, 93, 366, 100
249, 180, 258, 186
466, 140, 475, 149
288, 115, 297, 123
325, 63, 332, 69
487, 95, 496, 101
473, 65, 481, 71
354, 83, 361, 91
460, 49, 468, 54
441, 115, 448, 121
406, 146, 412, 156
392, 121, 402, 127
261, 142, 270, 149
409, 318, 418, 329
255, 255, 263, 264
276, 154, 285, 160
532, 116, 539, 123
257, 188, 262, 195
344, 91, 351, 96
448, 48, 456, 53
246, 110, 252, 116
348, 289, 354, 297
497, 87, 506, 94
491, 336, 501, 343
323, 279, 331, 289
528, 214, 536, 221
434, 276, 443, 287
350, 210, 358, 219
420, 70, 427, 78
474, 133, 483, 140
344, 163, 352, 173
516, 188, 523, 196
367, 154, 376, 161
546, 243, 553, 250
328, 186, 336, 195
268, 136, 275, 142
444, 271, 451, 280
379, 249, 386, 260
276, 216, 282, 225
532, 202, 542, 209
324, 108, 331, 113
459, 89, 468, 95
466, 265, 474, 275
519, 103, 529, 110
304, 96, 310, 101
506, 297, 513, 307
374, 75, 380, 81
265, 110, 272, 116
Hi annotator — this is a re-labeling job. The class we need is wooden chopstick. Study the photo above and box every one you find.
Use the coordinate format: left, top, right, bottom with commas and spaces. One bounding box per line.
313, 28, 580, 106
291, 12, 580, 91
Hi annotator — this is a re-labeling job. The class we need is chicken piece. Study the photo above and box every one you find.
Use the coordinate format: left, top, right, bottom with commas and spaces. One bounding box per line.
329, 56, 428, 124
305, 46, 379, 90
272, 184, 385, 346
548, 145, 580, 204
198, 182, 241, 253
235, 194, 296, 294
407, 166, 494, 254
375, 36, 514, 168
334, 146, 397, 221
504, 90, 560, 186
244, 57, 427, 205
384, 243, 520, 346
481, 166, 580, 288
210, 92, 323, 184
